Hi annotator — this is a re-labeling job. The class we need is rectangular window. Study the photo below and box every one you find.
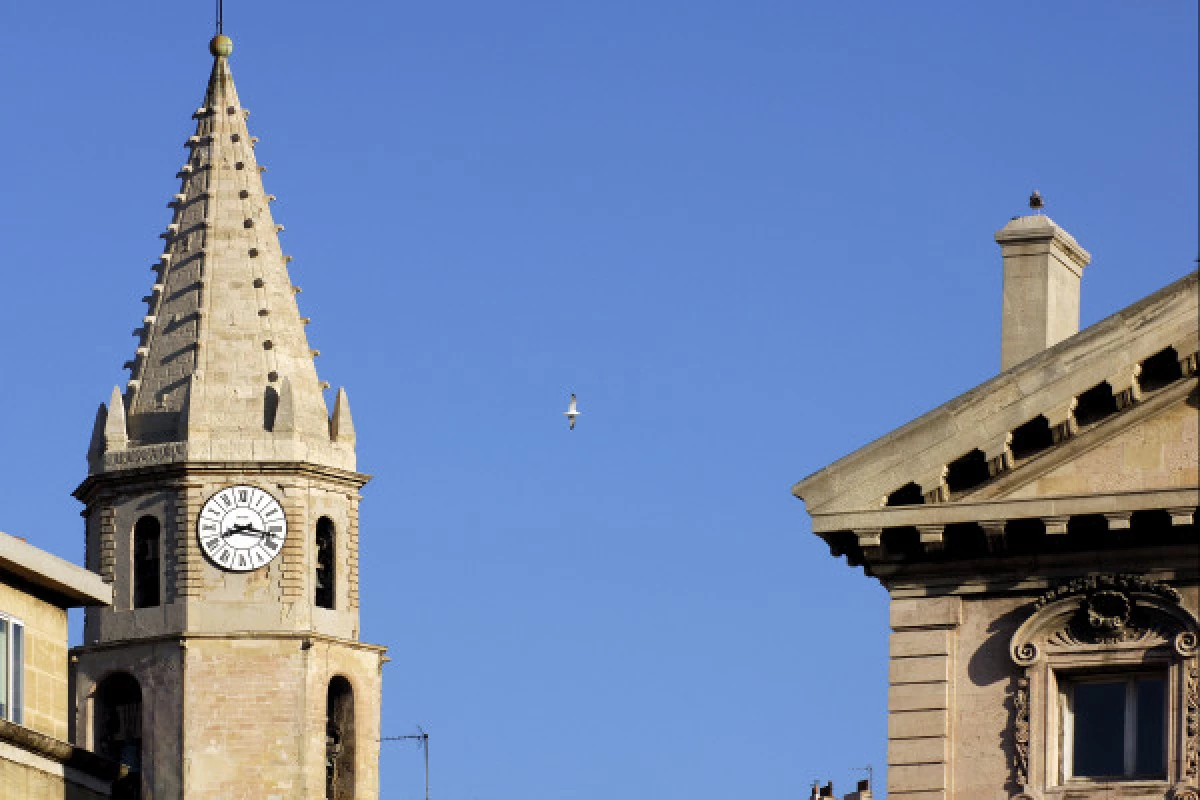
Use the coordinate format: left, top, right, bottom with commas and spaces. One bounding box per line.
1062, 673, 1166, 781
0, 614, 24, 725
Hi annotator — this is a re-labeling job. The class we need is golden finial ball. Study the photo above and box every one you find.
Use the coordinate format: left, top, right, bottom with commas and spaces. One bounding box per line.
209, 34, 234, 57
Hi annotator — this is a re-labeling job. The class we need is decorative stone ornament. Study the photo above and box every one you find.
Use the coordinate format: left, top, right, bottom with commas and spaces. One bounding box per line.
209, 34, 233, 58
197, 485, 288, 572
1084, 589, 1131, 640
1007, 573, 1200, 798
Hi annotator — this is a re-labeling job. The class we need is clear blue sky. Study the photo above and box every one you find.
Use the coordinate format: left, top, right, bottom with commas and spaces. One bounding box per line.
1, 2, 1196, 798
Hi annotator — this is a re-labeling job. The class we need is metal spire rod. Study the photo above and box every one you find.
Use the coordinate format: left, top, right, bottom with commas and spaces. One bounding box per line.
216, 0, 224, 35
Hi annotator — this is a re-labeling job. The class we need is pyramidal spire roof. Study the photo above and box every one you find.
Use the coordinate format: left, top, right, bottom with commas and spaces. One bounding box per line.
90, 35, 356, 474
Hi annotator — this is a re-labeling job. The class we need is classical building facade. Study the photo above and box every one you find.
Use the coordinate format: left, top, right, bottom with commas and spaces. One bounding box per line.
794, 212, 1199, 799
69, 34, 386, 799
0, 531, 115, 798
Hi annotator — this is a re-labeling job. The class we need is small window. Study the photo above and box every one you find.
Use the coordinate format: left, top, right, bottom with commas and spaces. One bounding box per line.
0, 614, 24, 724
1061, 673, 1166, 780
316, 517, 336, 610
133, 516, 161, 609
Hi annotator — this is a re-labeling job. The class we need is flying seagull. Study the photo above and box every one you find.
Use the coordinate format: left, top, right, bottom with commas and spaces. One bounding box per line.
564, 393, 580, 430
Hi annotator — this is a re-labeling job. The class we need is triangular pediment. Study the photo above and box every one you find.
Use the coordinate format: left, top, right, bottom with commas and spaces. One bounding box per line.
794, 273, 1199, 527
970, 384, 1197, 503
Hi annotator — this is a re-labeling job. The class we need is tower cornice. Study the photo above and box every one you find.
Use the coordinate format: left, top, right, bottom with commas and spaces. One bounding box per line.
74, 460, 371, 505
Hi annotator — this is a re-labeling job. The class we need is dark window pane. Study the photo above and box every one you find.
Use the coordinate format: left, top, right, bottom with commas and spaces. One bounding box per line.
315, 517, 335, 610
1073, 681, 1125, 777
1135, 678, 1166, 777
0, 619, 8, 720
10, 623, 21, 725
133, 516, 161, 608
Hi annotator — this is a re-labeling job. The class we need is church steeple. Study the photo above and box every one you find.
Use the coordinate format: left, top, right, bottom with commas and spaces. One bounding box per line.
72, 35, 384, 799
93, 34, 353, 473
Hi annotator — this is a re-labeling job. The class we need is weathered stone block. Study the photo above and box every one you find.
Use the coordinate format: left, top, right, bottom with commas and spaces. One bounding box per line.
890, 655, 951, 684
889, 682, 949, 711
891, 596, 962, 630
890, 629, 952, 657
889, 762, 949, 793
889, 735, 949, 765
888, 709, 948, 739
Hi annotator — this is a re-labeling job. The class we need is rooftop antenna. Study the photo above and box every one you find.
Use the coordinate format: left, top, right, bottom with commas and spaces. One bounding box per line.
852, 764, 874, 788
382, 727, 430, 800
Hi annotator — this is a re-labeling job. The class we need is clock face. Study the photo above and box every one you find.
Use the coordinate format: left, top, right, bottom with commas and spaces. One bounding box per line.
197, 485, 288, 572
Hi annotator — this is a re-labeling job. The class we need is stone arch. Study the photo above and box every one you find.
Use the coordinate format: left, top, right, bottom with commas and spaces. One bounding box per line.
95, 672, 143, 799
316, 516, 336, 610
133, 516, 161, 608
326, 675, 356, 799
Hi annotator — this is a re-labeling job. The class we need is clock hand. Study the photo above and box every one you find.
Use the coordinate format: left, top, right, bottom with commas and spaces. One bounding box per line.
222, 523, 267, 538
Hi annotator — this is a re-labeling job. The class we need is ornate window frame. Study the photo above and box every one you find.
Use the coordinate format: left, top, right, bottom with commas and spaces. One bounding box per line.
1009, 575, 1199, 800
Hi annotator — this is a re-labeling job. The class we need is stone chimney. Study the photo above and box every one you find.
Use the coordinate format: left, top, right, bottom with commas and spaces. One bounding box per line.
844, 779, 873, 800
995, 213, 1091, 370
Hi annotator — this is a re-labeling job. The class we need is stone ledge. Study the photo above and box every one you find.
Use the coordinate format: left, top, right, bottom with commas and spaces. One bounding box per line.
0, 718, 121, 782
812, 486, 1200, 534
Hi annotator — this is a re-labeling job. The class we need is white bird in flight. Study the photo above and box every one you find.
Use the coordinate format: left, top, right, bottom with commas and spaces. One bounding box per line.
564, 393, 580, 430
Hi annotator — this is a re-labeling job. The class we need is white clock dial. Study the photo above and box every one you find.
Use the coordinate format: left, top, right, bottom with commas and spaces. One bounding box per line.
197, 485, 288, 572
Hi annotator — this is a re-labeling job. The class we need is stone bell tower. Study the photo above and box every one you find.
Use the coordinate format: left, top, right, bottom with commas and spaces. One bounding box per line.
70, 34, 385, 800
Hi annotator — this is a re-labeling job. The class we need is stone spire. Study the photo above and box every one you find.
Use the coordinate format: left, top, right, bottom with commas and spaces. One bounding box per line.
94, 36, 355, 473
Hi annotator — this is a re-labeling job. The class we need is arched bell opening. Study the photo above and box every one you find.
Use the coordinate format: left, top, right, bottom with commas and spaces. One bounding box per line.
326, 675, 356, 799
316, 516, 336, 610
95, 672, 143, 800
132, 516, 161, 609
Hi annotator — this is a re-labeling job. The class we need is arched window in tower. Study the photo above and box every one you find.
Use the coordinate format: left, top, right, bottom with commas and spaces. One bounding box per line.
326, 676, 356, 800
95, 672, 142, 800
316, 516, 336, 610
132, 516, 161, 609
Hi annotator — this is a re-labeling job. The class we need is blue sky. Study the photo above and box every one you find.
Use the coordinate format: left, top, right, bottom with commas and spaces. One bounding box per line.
0, 2, 1196, 798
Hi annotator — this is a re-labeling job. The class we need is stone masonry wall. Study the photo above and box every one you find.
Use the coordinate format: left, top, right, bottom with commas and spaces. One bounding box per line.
182, 636, 383, 799
183, 637, 308, 799
887, 596, 960, 799
0, 582, 69, 741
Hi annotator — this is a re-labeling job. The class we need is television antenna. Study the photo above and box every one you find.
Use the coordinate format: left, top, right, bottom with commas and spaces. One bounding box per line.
852, 764, 874, 789
382, 727, 430, 800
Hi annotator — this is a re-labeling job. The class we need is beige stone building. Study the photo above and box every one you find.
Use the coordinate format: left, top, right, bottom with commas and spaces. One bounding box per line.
794, 210, 1199, 799
68, 33, 387, 799
0, 530, 115, 798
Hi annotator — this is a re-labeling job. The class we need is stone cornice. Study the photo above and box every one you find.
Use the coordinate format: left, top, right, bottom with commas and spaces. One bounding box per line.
70, 630, 388, 656
809, 486, 1198, 534
74, 460, 371, 504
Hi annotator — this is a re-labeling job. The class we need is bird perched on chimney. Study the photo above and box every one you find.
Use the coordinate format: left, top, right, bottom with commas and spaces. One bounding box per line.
564, 393, 580, 430
1029, 189, 1044, 213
